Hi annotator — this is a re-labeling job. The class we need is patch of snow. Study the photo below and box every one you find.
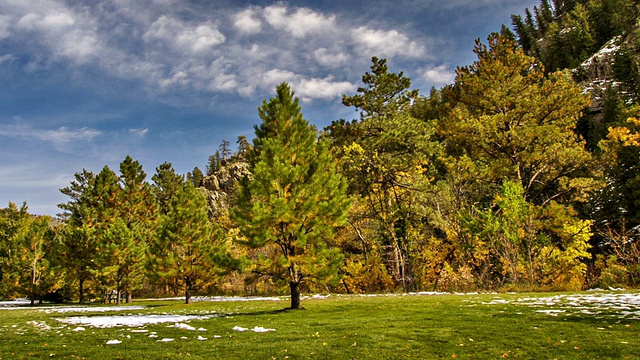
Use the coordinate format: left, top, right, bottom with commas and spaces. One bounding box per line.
483, 291, 640, 320
26, 321, 51, 330
580, 36, 621, 68
170, 323, 196, 331
56, 313, 216, 328
0, 299, 32, 308
232, 326, 248, 332
72, 327, 85, 332
43, 306, 145, 314
147, 296, 283, 302
197, 335, 207, 341
158, 338, 174, 342
106, 340, 122, 345
252, 326, 275, 333
535, 309, 566, 316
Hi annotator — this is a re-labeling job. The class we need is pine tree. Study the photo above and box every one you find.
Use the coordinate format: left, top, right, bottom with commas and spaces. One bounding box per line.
152, 162, 185, 215
443, 34, 596, 206
113, 156, 158, 303
331, 58, 441, 290
0, 202, 31, 298
234, 83, 350, 309
440, 34, 598, 288
148, 181, 223, 304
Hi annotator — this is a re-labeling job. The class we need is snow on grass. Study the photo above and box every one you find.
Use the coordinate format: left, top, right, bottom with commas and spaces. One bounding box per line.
233, 325, 275, 332
483, 291, 640, 320
43, 306, 145, 314
56, 313, 218, 328
169, 323, 196, 331
106, 339, 122, 345
0, 299, 32, 308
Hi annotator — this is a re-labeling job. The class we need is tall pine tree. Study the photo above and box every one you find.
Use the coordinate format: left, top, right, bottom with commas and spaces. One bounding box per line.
234, 83, 350, 309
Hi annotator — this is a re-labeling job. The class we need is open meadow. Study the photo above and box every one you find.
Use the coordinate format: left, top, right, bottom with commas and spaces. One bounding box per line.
1, 290, 639, 359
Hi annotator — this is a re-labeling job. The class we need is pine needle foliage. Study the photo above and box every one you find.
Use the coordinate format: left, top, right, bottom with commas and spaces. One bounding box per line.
234, 83, 351, 309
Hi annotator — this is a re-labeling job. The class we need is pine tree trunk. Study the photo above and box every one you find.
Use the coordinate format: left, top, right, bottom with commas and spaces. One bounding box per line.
78, 279, 85, 304
290, 281, 301, 309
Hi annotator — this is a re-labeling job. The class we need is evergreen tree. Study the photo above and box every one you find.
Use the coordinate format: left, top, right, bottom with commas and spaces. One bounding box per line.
342, 57, 418, 120
443, 34, 596, 206
188, 166, 204, 187
148, 181, 223, 304
440, 34, 598, 288
152, 162, 185, 215
113, 156, 157, 303
58, 170, 101, 303
0, 202, 31, 298
234, 83, 350, 309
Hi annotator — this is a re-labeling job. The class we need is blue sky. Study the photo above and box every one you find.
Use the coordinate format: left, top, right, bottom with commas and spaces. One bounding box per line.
0, 0, 539, 216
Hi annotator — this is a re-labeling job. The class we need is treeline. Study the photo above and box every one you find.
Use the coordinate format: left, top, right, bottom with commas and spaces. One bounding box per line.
2, 0, 640, 303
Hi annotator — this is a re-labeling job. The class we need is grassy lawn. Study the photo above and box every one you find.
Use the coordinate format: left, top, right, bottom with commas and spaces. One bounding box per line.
0, 291, 638, 359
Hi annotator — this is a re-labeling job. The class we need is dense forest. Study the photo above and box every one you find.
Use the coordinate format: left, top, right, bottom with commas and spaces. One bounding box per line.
2, 0, 640, 306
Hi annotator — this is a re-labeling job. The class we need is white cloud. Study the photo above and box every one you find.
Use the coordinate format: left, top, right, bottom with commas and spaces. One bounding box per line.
422, 65, 455, 85
0, 54, 16, 64
314, 48, 350, 67
59, 29, 99, 61
263, 5, 335, 38
352, 26, 426, 58
16, 9, 76, 32
159, 70, 188, 88
295, 77, 356, 100
262, 69, 297, 88
259, 69, 354, 101
233, 8, 261, 35
130, 128, 149, 137
0, 15, 11, 39
2, 1, 432, 101
0, 122, 100, 145
143, 16, 225, 54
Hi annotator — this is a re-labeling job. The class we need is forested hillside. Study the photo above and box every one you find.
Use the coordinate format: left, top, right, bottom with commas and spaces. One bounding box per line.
2, 0, 640, 304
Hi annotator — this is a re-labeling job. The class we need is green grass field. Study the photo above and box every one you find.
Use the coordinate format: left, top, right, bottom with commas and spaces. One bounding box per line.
0, 291, 638, 359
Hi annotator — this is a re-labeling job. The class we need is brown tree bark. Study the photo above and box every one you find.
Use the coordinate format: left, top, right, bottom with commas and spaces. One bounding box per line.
289, 281, 301, 309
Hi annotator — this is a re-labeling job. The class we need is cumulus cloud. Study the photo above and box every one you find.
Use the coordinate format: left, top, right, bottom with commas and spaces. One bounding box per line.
422, 65, 455, 85
314, 48, 350, 67
59, 29, 99, 60
259, 69, 354, 100
143, 16, 225, 54
233, 8, 262, 35
352, 26, 426, 58
1, 1, 431, 101
295, 77, 356, 100
263, 4, 336, 38
16, 11, 75, 32
262, 69, 297, 88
